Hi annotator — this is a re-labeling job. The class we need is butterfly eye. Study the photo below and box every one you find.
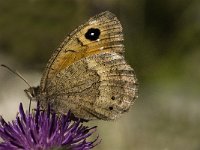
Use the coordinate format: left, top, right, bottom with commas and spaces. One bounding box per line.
85, 28, 100, 41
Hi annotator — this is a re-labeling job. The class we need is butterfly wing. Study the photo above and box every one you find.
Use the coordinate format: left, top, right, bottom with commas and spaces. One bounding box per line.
40, 11, 124, 92
38, 11, 138, 120
42, 52, 138, 120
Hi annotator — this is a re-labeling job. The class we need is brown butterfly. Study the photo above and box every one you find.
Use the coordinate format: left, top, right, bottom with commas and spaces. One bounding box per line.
25, 11, 138, 120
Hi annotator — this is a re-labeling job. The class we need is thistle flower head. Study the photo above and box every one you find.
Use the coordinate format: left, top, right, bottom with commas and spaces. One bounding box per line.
0, 102, 99, 150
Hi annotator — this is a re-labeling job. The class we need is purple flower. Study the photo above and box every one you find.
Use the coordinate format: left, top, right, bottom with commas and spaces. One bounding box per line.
0, 103, 99, 150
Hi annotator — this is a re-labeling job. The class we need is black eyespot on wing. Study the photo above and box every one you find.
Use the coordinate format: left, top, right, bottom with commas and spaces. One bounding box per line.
109, 106, 113, 111
85, 28, 100, 41
111, 96, 115, 100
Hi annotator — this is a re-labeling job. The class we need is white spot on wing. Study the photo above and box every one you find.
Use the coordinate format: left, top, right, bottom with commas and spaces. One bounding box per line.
99, 47, 104, 50
89, 20, 97, 24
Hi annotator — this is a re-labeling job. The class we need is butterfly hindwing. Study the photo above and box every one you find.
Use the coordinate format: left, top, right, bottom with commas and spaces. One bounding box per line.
42, 52, 137, 120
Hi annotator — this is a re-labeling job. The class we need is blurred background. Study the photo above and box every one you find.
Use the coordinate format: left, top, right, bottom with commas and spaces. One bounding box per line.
0, 0, 200, 149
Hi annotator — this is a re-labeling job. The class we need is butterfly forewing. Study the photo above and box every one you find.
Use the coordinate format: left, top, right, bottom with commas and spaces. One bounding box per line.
40, 11, 124, 92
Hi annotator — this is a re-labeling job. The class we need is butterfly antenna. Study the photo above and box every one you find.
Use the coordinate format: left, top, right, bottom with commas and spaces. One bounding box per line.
1, 64, 32, 88
1, 64, 33, 113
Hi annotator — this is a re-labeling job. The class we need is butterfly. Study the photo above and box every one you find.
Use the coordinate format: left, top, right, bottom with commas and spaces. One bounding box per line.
25, 11, 138, 120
